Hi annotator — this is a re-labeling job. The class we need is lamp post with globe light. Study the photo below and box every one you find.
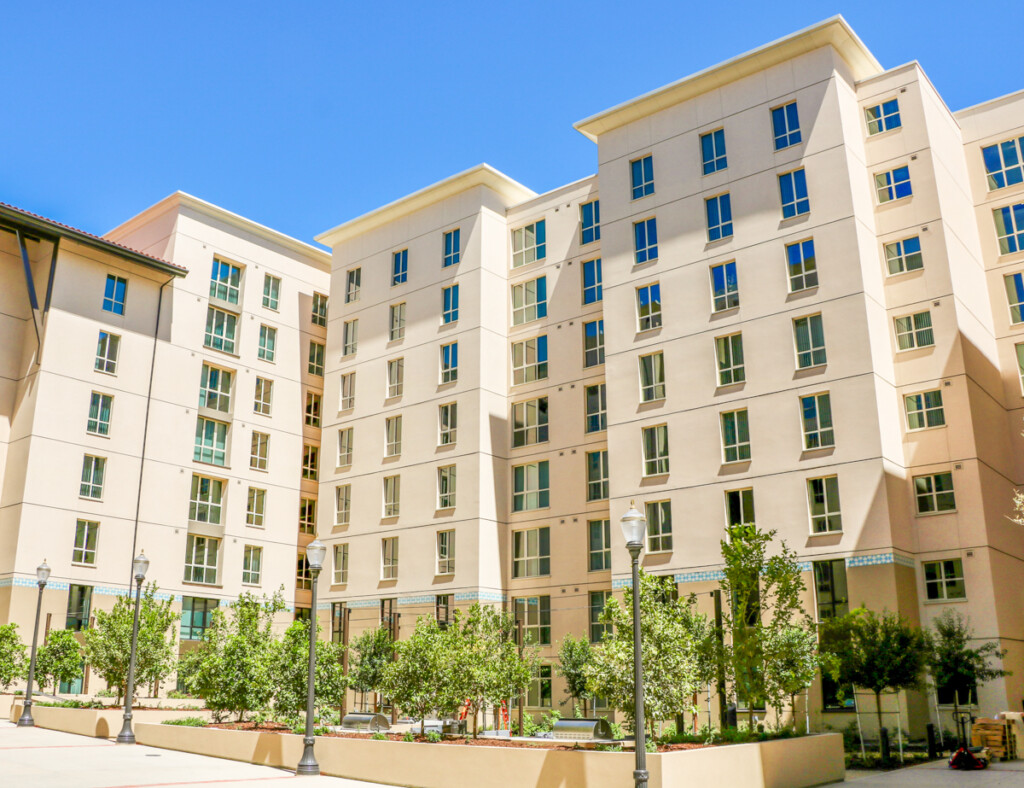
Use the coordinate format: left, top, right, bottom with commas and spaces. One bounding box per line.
620, 504, 649, 788
116, 551, 150, 744
17, 560, 51, 727
297, 539, 327, 776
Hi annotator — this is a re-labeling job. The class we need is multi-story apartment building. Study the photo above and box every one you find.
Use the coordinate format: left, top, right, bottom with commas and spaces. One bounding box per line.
0, 193, 330, 692
316, 17, 1024, 733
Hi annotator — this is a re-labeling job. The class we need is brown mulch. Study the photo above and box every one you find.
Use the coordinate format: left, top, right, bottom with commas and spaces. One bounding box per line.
208, 721, 292, 732
657, 742, 710, 752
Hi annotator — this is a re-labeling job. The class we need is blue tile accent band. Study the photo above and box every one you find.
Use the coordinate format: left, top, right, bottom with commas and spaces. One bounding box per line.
347, 599, 380, 609
674, 570, 726, 584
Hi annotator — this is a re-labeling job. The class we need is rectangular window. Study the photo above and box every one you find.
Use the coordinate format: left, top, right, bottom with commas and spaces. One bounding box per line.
299, 497, 317, 535
725, 488, 755, 527
439, 402, 457, 445
512, 220, 546, 267
633, 217, 658, 264
794, 314, 826, 368
721, 409, 751, 463
512, 461, 550, 511
905, 389, 945, 430
436, 529, 455, 574
582, 258, 603, 304
440, 342, 458, 383
580, 200, 600, 244
914, 472, 956, 513
924, 559, 966, 601
1017, 344, 1024, 393
385, 415, 402, 456
250, 431, 269, 471
242, 545, 262, 585
1005, 274, 1024, 327
585, 383, 607, 433
189, 474, 223, 524
436, 594, 453, 626
305, 391, 322, 427
180, 597, 218, 640
210, 259, 241, 304
779, 168, 810, 218
886, 236, 924, 274
80, 455, 105, 499
583, 319, 605, 367
387, 358, 404, 398
337, 428, 353, 466
335, 484, 351, 526
771, 101, 801, 150
199, 364, 232, 413
512, 335, 547, 384
808, 476, 842, 533
296, 553, 312, 590
302, 444, 319, 480
512, 277, 546, 325
204, 307, 237, 354
340, 372, 355, 410
87, 392, 113, 436
262, 274, 280, 310
72, 519, 98, 564
642, 424, 670, 476
438, 465, 457, 510
343, 319, 358, 356
308, 341, 325, 376
814, 559, 849, 621
630, 154, 654, 199
875, 165, 913, 203
512, 397, 549, 447
785, 239, 817, 291
710, 261, 739, 311
645, 500, 672, 552
66, 584, 92, 631
392, 249, 408, 285
345, 268, 361, 303
701, 128, 727, 174
184, 535, 219, 585
443, 284, 460, 323
382, 537, 399, 579
194, 417, 228, 465
589, 591, 612, 643
333, 543, 349, 584
801, 393, 834, 449
895, 311, 934, 350
443, 228, 460, 267
586, 450, 609, 501
636, 283, 662, 331
383, 475, 400, 517
865, 98, 902, 135
514, 597, 551, 647
254, 377, 273, 415
715, 334, 745, 386
258, 325, 277, 362
706, 193, 733, 241
103, 274, 127, 315
639, 352, 666, 402
588, 519, 611, 571
982, 137, 1024, 190
246, 487, 266, 527
389, 302, 406, 341
94, 331, 120, 374
513, 527, 550, 578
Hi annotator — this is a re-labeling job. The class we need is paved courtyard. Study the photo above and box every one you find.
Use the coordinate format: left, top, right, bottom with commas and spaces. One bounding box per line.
831, 759, 1024, 787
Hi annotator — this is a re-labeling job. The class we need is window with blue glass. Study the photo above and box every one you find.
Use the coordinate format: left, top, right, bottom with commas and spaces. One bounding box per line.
634, 217, 658, 264
785, 239, 817, 292
705, 194, 733, 242
983, 138, 1024, 190
865, 99, 901, 136
630, 155, 654, 199
885, 236, 924, 275
580, 200, 600, 244
994, 204, 1024, 255
1004, 273, 1024, 324
102, 275, 127, 315
443, 229, 460, 267
443, 284, 459, 324
771, 102, 801, 150
392, 249, 408, 285
701, 129, 727, 174
779, 169, 810, 218
710, 261, 738, 312
181, 596, 218, 640
512, 220, 546, 268
441, 341, 458, 383
875, 166, 913, 203
582, 258, 603, 304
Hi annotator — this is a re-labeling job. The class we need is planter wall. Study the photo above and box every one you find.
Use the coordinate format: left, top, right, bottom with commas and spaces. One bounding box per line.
8, 704, 213, 738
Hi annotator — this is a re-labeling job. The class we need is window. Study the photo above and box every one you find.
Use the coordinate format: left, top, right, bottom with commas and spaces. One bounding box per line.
94, 331, 120, 374
642, 424, 670, 476
1006, 273, 1024, 322
437, 529, 455, 574
512, 397, 548, 447
633, 217, 658, 264
80, 455, 105, 499
924, 559, 966, 601
794, 314, 826, 368
389, 302, 406, 341
189, 474, 223, 524
801, 392, 834, 449
645, 500, 672, 552
345, 269, 361, 303
103, 274, 127, 314
865, 98, 901, 135
630, 154, 654, 199
443, 228, 460, 267
582, 258, 602, 304
635, 354, 665, 404
512, 336, 547, 384
701, 128, 727, 174
392, 249, 408, 285
262, 274, 280, 310
580, 200, 600, 244
710, 261, 739, 311
905, 389, 945, 430
982, 137, 1024, 190
194, 417, 227, 465
296, 553, 312, 590
385, 415, 402, 456
785, 239, 817, 291
515, 597, 551, 646
512, 220, 546, 267
87, 392, 112, 436
72, 519, 98, 564
382, 537, 399, 579
242, 546, 262, 585
258, 325, 277, 362
435, 594, 452, 626
302, 444, 319, 480
299, 498, 317, 535
184, 535, 218, 584
250, 431, 269, 471
335, 484, 351, 526
333, 543, 349, 584
895, 311, 934, 350
387, 358, 404, 398
720, 409, 750, 463
885, 236, 924, 274
771, 102, 801, 150
725, 488, 755, 527
585, 384, 607, 433
342, 319, 358, 356
512, 277, 546, 325
808, 476, 842, 533
204, 307, 237, 354
340, 372, 355, 410
253, 377, 273, 415
914, 472, 956, 513
66, 585, 92, 631
210, 259, 241, 304
512, 461, 550, 511
438, 465, 457, 510
441, 342, 458, 383
875, 165, 913, 203
439, 402, 457, 445
199, 364, 232, 413
307, 341, 325, 376
636, 283, 661, 331
1017, 344, 1024, 393
589, 591, 611, 643
576, 321, 606, 372
586, 450, 609, 501
513, 527, 550, 578
180, 597, 218, 640
588, 519, 611, 571
715, 334, 745, 386
814, 559, 849, 621
305, 391, 322, 427
246, 487, 266, 527
383, 475, 400, 517
443, 284, 460, 323
779, 169, 810, 218
337, 428, 353, 467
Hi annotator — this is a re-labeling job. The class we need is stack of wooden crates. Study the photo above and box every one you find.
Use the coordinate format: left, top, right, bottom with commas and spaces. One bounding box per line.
971, 718, 1018, 760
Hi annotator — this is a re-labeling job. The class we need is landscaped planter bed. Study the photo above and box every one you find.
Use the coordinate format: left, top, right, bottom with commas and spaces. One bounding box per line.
8, 703, 213, 738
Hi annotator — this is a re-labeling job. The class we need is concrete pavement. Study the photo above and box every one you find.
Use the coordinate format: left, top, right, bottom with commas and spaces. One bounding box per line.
829, 758, 1024, 786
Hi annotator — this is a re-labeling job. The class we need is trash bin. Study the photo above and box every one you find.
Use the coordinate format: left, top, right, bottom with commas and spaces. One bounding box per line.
551, 718, 614, 741
340, 712, 390, 732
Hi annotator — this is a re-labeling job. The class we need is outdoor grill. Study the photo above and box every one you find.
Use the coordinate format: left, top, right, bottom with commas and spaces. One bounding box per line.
340, 712, 390, 732
551, 718, 614, 741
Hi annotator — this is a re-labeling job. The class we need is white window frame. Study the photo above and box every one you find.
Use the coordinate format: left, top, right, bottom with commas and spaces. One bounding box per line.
337, 428, 354, 467
263, 274, 281, 310
345, 268, 361, 303
381, 537, 399, 580
905, 389, 945, 431
189, 474, 223, 524
73, 519, 99, 565
308, 341, 325, 376
439, 402, 457, 445
305, 391, 322, 428
720, 409, 751, 463
641, 424, 670, 476
586, 449, 609, 501
242, 545, 262, 585
302, 444, 319, 480
246, 487, 266, 527
512, 336, 547, 384
800, 392, 834, 450
914, 472, 956, 514
923, 558, 966, 601
512, 220, 546, 268
638, 352, 666, 402
440, 342, 458, 384
335, 484, 351, 526
636, 283, 662, 331
385, 415, 402, 457
333, 543, 350, 584
715, 334, 745, 386
80, 455, 106, 500
94, 331, 120, 374
794, 314, 827, 369
512, 277, 546, 325
386, 358, 404, 399
257, 324, 277, 362
438, 465, 457, 510
199, 363, 232, 413
253, 377, 273, 415
383, 475, 400, 518
250, 431, 269, 471
512, 397, 548, 448
340, 372, 356, 411
342, 319, 358, 356
807, 476, 842, 533
512, 527, 550, 578
512, 461, 549, 512
436, 530, 455, 574
645, 500, 672, 553
894, 311, 934, 351
184, 534, 219, 585
389, 302, 406, 341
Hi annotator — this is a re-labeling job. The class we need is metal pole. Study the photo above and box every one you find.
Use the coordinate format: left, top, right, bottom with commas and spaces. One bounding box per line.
117, 578, 144, 744
517, 618, 524, 736
629, 545, 648, 788
297, 568, 320, 776
712, 590, 727, 729
17, 581, 46, 727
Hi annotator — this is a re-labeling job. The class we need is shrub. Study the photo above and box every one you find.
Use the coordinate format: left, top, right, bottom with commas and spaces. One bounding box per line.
402, 731, 416, 742
0, 623, 27, 691
162, 716, 207, 727
425, 730, 442, 743
96, 688, 117, 698
371, 732, 387, 741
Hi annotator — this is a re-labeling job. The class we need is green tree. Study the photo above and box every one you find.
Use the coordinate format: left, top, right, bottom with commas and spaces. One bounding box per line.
36, 630, 83, 694
927, 609, 1008, 723
82, 584, 178, 703
556, 634, 593, 717
347, 626, 394, 712
762, 624, 819, 731
272, 618, 346, 721
0, 623, 27, 692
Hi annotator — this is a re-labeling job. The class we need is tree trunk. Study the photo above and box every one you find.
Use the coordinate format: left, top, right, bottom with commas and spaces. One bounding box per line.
875, 691, 884, 755
791, 694, 798, 731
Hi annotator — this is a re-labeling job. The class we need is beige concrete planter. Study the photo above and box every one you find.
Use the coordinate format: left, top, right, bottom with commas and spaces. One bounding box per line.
8, 703, 212, 738
0, 694, 19, 719
135, 723, 844, 788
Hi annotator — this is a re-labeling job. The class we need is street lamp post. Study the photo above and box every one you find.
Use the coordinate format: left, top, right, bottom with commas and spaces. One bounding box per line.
17, 561, 51, 727
297, 539, 326, 777
116, 552, 150, 744
620, 504, 649, 788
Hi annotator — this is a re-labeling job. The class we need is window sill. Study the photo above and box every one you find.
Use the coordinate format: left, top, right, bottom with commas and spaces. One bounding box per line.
435, 572, 455, 578
241, 582, 261, 588
924, 597, 968, 605
193, 459, 230, 471
865, 126, 902, 141
93, 369, 118, 377
641, 472, 670, 482
79, 496, 104, 504
245, 523, 265, 529
85, 431, 111, 440
800, 445, 836, 457
202, 346, 241, 360
779, 212, 810, 227
645, 549, 673, 557
181, 581, 222, 589
249, 466, 269, 474
721, 458, 752, 468
71, 562, 97, 569
915, 509, 958, 518
894, 344, 936, 355
906, 425, 947, 434
796, 363, 827, 373
704, 235, 734, 249
809, 529, 843, 537
876, 195, 914, 210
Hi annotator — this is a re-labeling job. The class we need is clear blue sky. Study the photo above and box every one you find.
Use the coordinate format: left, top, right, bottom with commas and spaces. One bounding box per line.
0, 1, 1010, 245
